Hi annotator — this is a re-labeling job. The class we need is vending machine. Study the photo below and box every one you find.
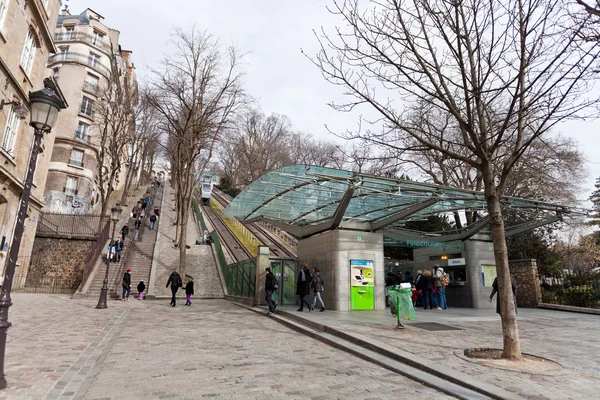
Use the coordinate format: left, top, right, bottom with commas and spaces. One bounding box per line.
350, 259, 375, 310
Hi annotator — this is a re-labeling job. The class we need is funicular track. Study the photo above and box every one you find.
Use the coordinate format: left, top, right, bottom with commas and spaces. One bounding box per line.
200, 199, 253, 263
211, 190, 297, 259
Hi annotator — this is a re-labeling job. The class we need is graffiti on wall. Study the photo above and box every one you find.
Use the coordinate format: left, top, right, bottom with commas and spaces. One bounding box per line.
44, 191, 93, 214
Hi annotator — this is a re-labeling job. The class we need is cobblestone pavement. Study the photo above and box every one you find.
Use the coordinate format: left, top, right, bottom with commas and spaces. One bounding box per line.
275, 305, 600, 400
150, 185, 224, 299
0, 294, 453, 400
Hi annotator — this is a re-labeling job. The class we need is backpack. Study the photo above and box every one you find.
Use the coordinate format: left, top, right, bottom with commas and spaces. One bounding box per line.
441, 273, 449, 286
150, 215, 157, 222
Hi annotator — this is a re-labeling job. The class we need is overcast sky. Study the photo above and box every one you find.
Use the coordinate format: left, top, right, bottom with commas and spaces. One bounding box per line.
67, 0, 600, 205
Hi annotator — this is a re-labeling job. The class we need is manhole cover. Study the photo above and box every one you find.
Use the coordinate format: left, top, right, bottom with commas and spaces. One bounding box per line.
408, 322, 462, 331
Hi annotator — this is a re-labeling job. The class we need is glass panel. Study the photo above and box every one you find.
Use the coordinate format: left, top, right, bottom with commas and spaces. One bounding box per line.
223, 165, 570, 238
282, 259, 298, 305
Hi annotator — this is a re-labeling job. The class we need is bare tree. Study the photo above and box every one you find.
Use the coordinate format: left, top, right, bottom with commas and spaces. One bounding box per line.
93, 73, 137, 230
147, 27, 244, 277
310, 0, 600, 359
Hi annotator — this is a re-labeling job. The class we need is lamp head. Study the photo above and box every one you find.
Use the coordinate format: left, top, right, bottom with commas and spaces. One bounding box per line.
110, 203, 123, 222
28, 78, 66, 132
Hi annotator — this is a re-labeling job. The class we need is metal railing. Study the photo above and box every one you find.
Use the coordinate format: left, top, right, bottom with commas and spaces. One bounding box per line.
222, 257, 256, 299
192, 199, 207, 232
37, 213, 108, 238
76, 219, 111, 293
48, 52, 112, 78
54, 31, 112, 53
74, 129, 91, 142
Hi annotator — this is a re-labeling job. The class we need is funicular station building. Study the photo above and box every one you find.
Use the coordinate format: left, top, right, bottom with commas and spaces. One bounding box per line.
224, 165, 574, 311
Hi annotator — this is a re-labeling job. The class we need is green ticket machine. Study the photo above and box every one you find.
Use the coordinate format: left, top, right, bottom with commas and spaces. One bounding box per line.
350, 259, 375, 310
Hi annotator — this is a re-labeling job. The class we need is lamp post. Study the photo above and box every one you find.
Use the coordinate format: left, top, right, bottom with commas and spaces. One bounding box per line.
96, 204, 123, 309
0, 79, 66, 389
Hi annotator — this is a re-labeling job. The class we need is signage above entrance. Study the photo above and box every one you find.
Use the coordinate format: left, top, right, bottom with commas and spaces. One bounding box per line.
448, 258, 466, 266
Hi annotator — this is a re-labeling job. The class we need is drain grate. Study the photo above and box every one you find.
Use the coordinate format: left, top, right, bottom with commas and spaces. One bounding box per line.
408, 322, 462, 331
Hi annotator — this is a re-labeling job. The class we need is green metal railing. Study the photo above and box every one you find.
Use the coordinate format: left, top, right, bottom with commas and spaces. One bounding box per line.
192, 198, 207, 231
222, 258, 256, 298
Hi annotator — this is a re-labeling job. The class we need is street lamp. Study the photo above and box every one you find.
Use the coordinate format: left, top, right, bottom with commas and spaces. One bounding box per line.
0, 78, 66, 390
96, 203, 123, 309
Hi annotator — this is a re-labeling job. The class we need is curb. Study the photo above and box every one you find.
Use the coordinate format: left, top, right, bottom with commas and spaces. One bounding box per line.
146, 186, 166, 298
538, 303, 600, 315
234, 303, 526, 400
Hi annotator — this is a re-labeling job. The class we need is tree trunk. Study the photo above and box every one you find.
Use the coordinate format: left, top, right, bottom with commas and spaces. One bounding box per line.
177, 204, 188, 277
483, 165, 523, 361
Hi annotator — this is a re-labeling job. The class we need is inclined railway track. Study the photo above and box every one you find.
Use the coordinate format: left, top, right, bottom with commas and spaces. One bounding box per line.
200, 200, 253, 263
212, 190, 297, 259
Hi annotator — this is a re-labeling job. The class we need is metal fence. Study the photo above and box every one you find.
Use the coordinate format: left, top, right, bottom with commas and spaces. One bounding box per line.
222, 258, 256, 299
541, 281, 600, 309
192, 199, 207, 231
37, 213, 108, 238
77, 219, 111, 293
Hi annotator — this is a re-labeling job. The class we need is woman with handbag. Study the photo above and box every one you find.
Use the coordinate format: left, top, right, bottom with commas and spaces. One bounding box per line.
311, 267, 326, 312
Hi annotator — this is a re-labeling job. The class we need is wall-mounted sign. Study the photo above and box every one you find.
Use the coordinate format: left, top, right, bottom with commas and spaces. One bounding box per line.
448, 258, 466, 266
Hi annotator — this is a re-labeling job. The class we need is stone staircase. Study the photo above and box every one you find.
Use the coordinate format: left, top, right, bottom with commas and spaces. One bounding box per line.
86, 185, 163, 299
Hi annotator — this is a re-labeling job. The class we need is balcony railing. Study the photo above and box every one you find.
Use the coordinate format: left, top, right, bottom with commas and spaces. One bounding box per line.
74, 130, 91, 142
69, 159, 84, 168
48, 52, 112, 79
54, 32, 112, 53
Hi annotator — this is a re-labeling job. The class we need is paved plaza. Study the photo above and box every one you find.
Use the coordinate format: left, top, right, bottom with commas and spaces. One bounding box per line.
0, 294, 453, 400
272, 304, 600, 400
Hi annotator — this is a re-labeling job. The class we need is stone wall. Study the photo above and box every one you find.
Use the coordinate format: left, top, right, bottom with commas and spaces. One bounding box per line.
24, 237, 95, 292
509, 259, 541, 308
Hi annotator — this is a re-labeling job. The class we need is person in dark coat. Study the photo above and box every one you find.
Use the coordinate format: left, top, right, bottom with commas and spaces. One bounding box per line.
166, 269, 182, 307
115, 236, 124, 262
489, 276, 518, 314
404, 271, 414, 285
137, 280, 145, 300
414, 270, 424, 307
296, 263, 313, 312
265, 267, 278, 314
184, 279, 194, 306
120, 224, 129, 240
122, 269, 132, 301
421, 269, 435, 310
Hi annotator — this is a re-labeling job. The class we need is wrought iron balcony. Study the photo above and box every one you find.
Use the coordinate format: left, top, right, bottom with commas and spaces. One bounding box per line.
47, 52, 112, 79
54, 32, 112, 53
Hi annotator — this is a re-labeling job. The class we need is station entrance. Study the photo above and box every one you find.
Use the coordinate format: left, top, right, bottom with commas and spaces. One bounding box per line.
224, 165, 580, 311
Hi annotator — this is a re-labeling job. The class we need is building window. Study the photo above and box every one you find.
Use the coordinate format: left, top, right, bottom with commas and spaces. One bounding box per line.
83, 73, 99, 94
76, 121, 90, 141
64, 26, 74, 40
0, 0, 9, 30
20, 30, 36, 76
59, 46, 69, 61
69, 148, 84, 167
65, 176, 78, 195
88, 52, 100, 68
91, 31, 104, 47
1, 107, 20, 155
80, 97, 94, 116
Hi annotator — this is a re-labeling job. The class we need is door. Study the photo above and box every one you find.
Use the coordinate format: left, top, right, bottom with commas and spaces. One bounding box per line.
269, 259, 298, 305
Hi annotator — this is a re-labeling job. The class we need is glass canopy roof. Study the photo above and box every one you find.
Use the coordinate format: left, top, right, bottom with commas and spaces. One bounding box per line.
223, 165, 579, 239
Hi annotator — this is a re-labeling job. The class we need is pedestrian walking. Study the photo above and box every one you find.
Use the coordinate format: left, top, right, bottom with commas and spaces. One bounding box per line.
166, 269, 182, 307
184, 279, 194, 306
122, 269, 132, 301
489, 276, 518, 314
311, 267, 326, 312
421, 269, 435, 310
135, 219, 142, 231
154, 207, 160, 217
137, 280, 145, 300
115, 236, 124, 262
120, 224, 129, 240
140, 209, 146, 219
435, 266, 449, 310
149, 214, 157, 230
296, 263, 313, 312
264, 267, 278, 314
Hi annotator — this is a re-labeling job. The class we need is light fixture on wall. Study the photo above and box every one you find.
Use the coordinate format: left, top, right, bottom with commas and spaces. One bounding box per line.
0, 99, 28, 118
